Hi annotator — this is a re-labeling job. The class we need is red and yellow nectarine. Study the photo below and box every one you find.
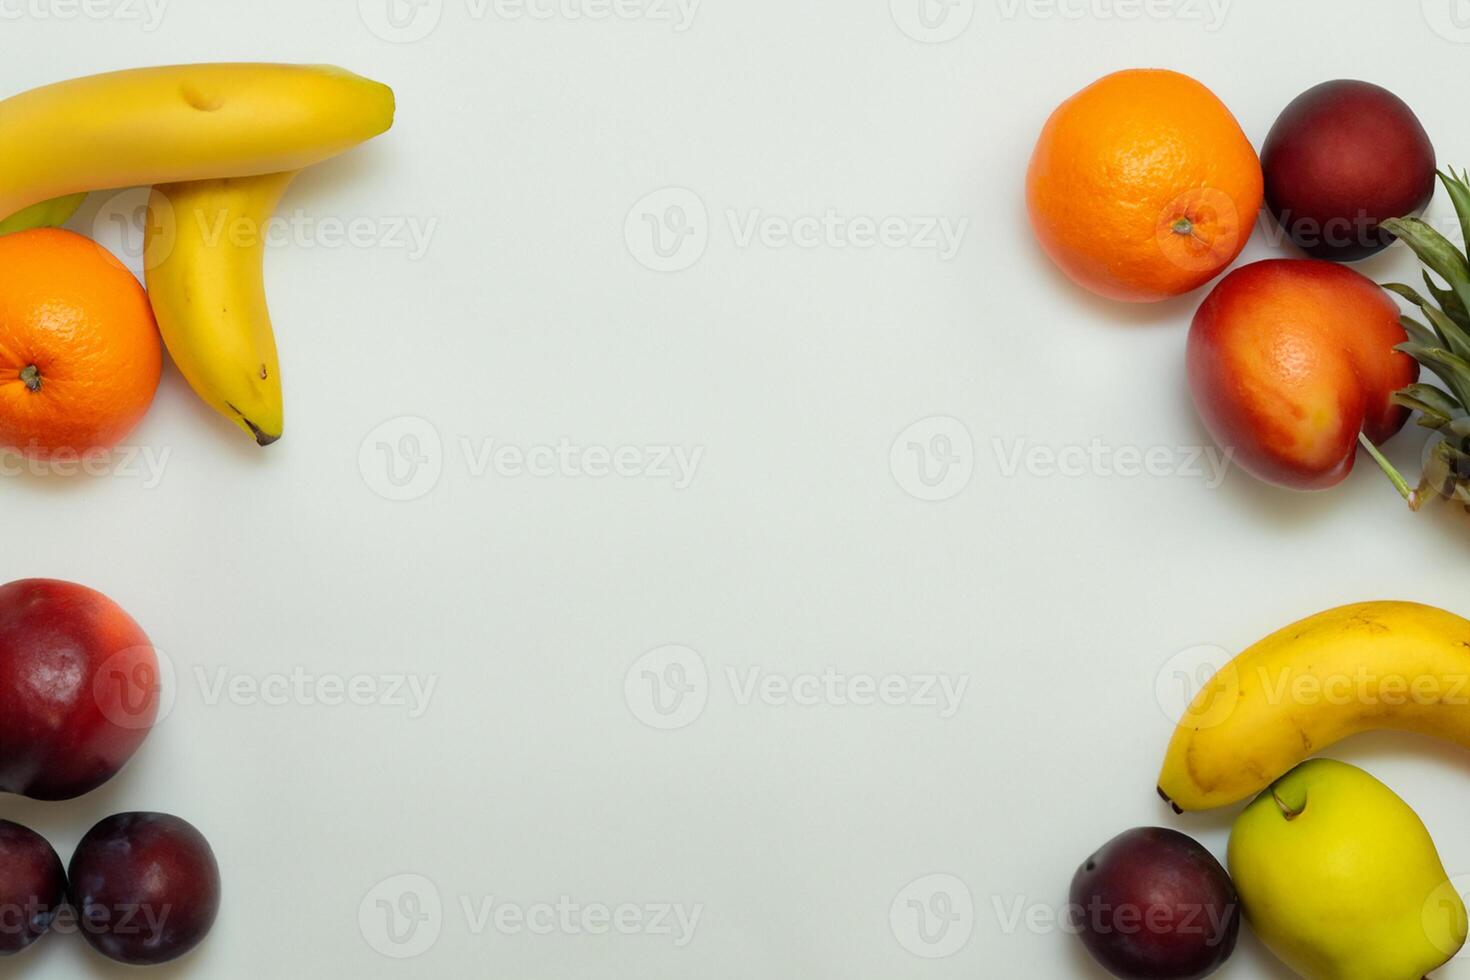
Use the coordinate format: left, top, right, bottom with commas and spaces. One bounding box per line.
1187, 260, 1417, 490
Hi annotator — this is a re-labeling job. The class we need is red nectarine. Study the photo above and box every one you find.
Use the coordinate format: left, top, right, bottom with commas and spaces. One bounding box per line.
1187, 260, 1417, 490
1262, 80, 1435, 262
0, 579, 159, 801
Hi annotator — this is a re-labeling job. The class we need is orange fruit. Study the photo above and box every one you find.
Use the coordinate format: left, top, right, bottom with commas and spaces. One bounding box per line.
1026, 69, 1263, 303
0, 229, 161, 458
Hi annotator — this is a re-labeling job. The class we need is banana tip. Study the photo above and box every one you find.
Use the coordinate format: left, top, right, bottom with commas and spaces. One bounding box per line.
1156, 785, 1183, 815
229, 406, 280, 446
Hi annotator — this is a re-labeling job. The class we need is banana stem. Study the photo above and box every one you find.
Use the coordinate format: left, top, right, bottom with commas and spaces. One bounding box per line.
1358, 432, 1419, 509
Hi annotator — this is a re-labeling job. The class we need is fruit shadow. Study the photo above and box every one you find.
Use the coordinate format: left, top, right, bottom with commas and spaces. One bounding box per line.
1180, 381, 1470, 537
1063, 924, 1297, 979
1418, 492, 1470, 543
1, 363, 268, 499
75, 944, 209, 979
1021, 221, 1208, 329
1062, 935, 1125, 978
0, 945, 203, 980
1328, 729, 1470, 781
1264, 230, 1407, 282
286, 142, 392, 201
0, 773, 133, 830
1176, 382, 1336, 531
150, 358, 279, 465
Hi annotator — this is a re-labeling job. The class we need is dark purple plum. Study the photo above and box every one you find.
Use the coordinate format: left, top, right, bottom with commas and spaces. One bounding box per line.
68, 812, 220, 965
1069, 827, 1239, 980
0, 819, 66, 956
1262, 79, 1435, 261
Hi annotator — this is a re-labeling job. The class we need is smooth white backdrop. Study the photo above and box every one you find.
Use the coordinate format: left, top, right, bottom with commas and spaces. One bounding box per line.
2, 0, 1469, 976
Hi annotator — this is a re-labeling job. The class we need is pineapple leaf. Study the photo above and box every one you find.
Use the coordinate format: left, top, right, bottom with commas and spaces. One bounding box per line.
1383, 285, 1470, 355
1393, 385, 1459, 428
1421, 303, 1470, 359
1382, 216, 1470, 305
1386, 278, 1470, 330
1439, 169, 1470, 256
1400, 314, 1440, 349
1397, 342, 1470, 408
1384, 281, 1433, 308
1423, 271, 1470, 328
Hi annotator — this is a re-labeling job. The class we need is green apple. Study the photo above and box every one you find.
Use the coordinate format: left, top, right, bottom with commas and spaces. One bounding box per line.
0, 193, 87, 235
1228, 759, 1466, 979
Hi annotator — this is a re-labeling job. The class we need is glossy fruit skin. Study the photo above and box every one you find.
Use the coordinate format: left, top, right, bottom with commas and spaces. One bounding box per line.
0, 228, 161, 459
69, 812, 220, 966
1027, 69, 1263, 303
0, 579, 159, 801
1188, 259, 1417, 490
0, 819, 67, 956
1070, 828, 1240, 980
1262, 80, 1435, 261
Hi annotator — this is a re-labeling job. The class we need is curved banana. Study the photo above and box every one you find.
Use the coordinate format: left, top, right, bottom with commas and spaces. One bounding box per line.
0, 63, 393, 220
1158, 601, 1470, 811
145, 172, 298, 446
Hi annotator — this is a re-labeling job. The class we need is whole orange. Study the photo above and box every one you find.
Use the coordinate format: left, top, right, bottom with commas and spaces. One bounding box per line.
1027, 69, 1263, 303
0, 229, 161, 459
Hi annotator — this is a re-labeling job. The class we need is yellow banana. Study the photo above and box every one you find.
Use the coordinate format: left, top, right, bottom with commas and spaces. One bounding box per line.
1158, 601, 1470, 811
0, 63, 393, 221
145, 172, 298, 446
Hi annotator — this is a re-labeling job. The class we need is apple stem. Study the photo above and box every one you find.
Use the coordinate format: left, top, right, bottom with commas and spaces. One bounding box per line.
1270, 788, 1306, 821
1357, 432, 1420, 510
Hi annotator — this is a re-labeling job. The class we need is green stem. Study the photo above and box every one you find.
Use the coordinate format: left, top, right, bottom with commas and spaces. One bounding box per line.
18, 365, 39, 392
1358, 432, 1416, 506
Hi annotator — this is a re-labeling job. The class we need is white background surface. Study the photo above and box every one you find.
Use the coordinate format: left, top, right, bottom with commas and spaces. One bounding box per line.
2, 0, 1470, 976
